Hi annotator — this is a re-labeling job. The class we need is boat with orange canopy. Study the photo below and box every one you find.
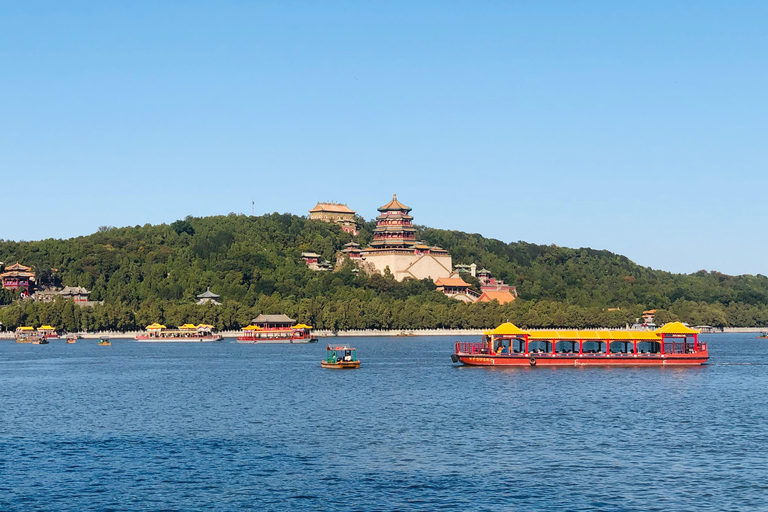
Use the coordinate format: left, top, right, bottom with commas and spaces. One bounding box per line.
452, 322, 708, 366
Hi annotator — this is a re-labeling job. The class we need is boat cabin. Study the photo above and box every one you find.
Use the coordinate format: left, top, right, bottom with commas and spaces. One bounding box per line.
325, 345, 357, 364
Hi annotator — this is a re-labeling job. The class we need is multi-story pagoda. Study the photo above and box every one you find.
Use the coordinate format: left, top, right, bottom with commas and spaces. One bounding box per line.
370, 195, 416, 248
1, 262, 35, 297
360, 195, 452, 282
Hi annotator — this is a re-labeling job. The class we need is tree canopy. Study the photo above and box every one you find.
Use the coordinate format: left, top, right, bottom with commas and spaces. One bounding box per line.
1, 213, 766, 331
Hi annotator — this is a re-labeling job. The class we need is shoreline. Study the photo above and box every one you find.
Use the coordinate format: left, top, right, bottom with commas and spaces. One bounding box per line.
0, 326, 764, 340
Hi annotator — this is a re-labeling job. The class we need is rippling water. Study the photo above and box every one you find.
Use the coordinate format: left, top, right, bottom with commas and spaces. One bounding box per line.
0, 333, 766, 511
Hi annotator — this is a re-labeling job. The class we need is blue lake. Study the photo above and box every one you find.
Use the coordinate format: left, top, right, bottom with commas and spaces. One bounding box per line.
0, 333, 766, 511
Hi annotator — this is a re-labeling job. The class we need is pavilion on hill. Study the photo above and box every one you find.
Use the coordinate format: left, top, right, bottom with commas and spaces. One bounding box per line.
196, 287, 222, 305
1, 262, 35, 297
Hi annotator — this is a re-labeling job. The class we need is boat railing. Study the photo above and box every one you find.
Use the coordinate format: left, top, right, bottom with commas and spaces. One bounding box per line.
456, 342, 486, 354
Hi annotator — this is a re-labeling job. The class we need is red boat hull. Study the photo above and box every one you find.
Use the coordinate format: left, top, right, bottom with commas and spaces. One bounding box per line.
455, 352, 708, 366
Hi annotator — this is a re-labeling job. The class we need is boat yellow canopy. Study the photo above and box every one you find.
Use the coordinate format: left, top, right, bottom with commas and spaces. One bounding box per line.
490, 322, 527, 336
146, 323, 166, 330
178, 323, 198, 329
39, 325, 55, 330
527, 330, 661, 341
655, 322, 700, 335
18, 326, 35, 331
291, 324, 313, 330
242, 325, 262, 331
485, 322, 698, 341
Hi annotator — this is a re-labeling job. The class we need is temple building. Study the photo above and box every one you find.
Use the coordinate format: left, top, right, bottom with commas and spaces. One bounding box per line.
1, 262, 35, 297
196, 288, 222, 305
435, 277, 479, 303
309, 202, 358, 235
359, 195, 452, 282
301, 252, 333, 271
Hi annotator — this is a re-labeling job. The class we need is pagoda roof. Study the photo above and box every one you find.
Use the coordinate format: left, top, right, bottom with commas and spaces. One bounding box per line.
344, 242, 361, 247
61, 286, 90, 295
309, 202, 356, 214
252, 314, 296, 324
1, 262, 34, 278
4, 262, 32, 272
435, 277, 470, 288
477, 268, 491, 274
377, 213, 413, 220
377, 194, 411, 212
301, 252, 321, 258
373, 226, 416, 233
196, 287, 220, 299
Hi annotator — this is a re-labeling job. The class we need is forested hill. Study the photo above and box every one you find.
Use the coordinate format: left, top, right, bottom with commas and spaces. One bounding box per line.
1, 213, 767, 331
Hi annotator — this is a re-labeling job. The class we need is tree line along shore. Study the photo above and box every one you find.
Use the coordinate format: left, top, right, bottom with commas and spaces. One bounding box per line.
1, 213, 768, 331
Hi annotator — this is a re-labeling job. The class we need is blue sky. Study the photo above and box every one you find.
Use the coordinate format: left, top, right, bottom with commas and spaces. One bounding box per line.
1, 2, 765, 275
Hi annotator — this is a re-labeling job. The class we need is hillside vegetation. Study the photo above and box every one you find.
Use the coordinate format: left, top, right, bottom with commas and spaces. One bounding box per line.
1, 213, 767, 331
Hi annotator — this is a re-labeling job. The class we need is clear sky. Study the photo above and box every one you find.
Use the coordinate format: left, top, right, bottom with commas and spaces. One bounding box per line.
1, 2, 765, 276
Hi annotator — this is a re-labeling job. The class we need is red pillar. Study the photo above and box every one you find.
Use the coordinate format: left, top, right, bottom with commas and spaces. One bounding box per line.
579, 339, 583, 355
694, 334, 698, 352
524, 335, 529, 355
660, 334, 665, 355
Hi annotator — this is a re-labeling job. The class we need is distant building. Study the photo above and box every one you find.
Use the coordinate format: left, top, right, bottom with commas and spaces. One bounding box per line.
435, 277, 479, 303
1, 262, 35, 297
33, 285, 100, 307
302, 252, 333, 271
60, 286, 92, 303
359, 195, 453, 282
476, 290, 516, 304
309, 202, 358, 235
196, 288, 222, 305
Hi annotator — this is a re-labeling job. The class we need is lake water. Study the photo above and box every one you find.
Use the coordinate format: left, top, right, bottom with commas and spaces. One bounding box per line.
0, 333, 766, 511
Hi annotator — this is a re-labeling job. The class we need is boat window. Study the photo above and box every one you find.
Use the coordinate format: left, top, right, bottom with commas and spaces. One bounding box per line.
582, 341, 605, 354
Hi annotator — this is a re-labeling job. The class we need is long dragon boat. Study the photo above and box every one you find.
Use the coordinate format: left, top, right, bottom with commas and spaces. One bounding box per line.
452, 321, 707, 366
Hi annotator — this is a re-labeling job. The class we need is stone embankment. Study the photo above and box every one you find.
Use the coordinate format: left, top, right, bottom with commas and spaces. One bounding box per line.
1, 327, 765, 340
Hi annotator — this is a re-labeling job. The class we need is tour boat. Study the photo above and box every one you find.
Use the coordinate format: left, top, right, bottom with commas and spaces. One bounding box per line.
98, 336, 111, 346
15, 327, 42, 344
135, 323, 222, 342
452, 322, 708, 367
321, 345, 360, 369
236, 314, 318, 344
38, 325, 59, 340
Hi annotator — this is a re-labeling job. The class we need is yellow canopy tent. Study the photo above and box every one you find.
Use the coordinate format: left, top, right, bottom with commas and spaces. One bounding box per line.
656, 322, 700, 335
490, 322, 528, 336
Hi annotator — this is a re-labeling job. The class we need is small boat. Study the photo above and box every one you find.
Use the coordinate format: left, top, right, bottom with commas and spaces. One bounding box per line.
758, 332, 768, 339
31, 337, 49, 345
321, 345, 360, 369
66, 334, 78, 344
98, 336, 111, 346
